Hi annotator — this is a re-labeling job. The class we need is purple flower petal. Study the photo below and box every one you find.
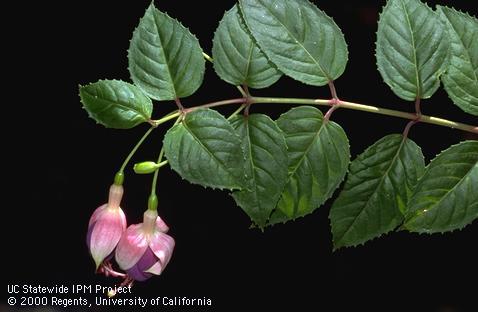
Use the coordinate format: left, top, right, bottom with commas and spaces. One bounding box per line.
126, 263, 152, 281
126, 247, 158, 281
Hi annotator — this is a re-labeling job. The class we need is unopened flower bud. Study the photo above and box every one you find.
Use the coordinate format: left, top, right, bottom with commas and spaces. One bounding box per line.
133, 161, 160, 174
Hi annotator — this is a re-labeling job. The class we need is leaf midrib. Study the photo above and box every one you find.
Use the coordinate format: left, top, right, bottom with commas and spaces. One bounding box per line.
83, 89, 147, 121
182, 119, 241, 188
284, 116, 327, 216
398, 0, 421, 98
243, 41, 255, 83
286, 117, 326, 181
243, 119, 261, 208
335, 137, 406, 245
150, 7, 177, 99
405, 160, 477, 227
255, 0, 331, 81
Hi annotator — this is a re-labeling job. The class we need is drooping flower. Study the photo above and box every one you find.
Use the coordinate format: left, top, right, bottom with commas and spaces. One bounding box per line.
115, 209, 174, 281
87, 184, 127, 269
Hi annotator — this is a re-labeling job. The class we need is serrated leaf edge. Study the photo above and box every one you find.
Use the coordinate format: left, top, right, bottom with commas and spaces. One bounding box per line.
403, 140, 478, 233
128, 3, 205, 100
78, 79, 151, 128
239, 0, 348, 86
331, 135, 423, 250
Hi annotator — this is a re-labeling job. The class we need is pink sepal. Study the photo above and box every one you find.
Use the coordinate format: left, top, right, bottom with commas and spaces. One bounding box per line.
115, 224, 148, 270
150, 232, 175, 269
89, 206, 126, 269
144, 261, 163, 275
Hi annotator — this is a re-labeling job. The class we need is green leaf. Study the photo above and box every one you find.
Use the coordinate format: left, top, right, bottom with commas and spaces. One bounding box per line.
230, 114, 288, 227
163, 109, 245, 190
79, 79, 152, 129
128, 3, 205, 101
376, 0, 449, 101
438, 6, 478, 116
329, 135, 425, 249
270, 106, 350, 224
239, 0, 348, 86
212, 5, 282, 89
404, 141, 478, 233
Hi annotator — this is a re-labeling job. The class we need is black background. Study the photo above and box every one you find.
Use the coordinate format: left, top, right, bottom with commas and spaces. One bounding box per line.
3, 0, 478, 311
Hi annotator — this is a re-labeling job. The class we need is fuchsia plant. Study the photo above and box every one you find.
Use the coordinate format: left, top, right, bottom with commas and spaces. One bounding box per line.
80, 0, 477, 282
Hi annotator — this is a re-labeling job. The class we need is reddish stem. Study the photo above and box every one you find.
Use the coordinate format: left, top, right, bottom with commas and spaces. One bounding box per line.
403, 98, 422, 138
174, 98, 184, 111
324, 81, 340, 122
99, 261, 126, 278
183, 98, 247, 114
324, 104, 340, 122
243, 85, 252, 117
328, 81, 339, 100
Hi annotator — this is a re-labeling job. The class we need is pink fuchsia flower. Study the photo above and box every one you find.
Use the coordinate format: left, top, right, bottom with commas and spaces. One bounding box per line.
115, 210, 175, 281
87, 184, 127, 270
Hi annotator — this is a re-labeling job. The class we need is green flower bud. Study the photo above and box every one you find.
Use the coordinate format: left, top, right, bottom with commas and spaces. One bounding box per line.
133, 161, 160, 174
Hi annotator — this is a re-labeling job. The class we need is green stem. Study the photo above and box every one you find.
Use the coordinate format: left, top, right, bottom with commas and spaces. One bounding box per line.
202, 51, 247, 98
252, 97, 478, 134
236, 85, 247, 97
228, 104, 247, 120
115, 109, 181, 186
149, 117, 181, 209
148, 193, 158, 211
151, 96, 477, 134
339, 99, 477, 134
148, 147, 165, 213
157, 160, 168, 168
116, 126, 155, 183
252, 97, 323, 105
202, 52, 214, 63
152, 111, 181, 126
183, 98, 247, 112
150, 148, 164, 194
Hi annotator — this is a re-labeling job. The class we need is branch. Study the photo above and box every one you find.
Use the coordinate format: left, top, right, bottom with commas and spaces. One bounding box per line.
151, 96, 478, 134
